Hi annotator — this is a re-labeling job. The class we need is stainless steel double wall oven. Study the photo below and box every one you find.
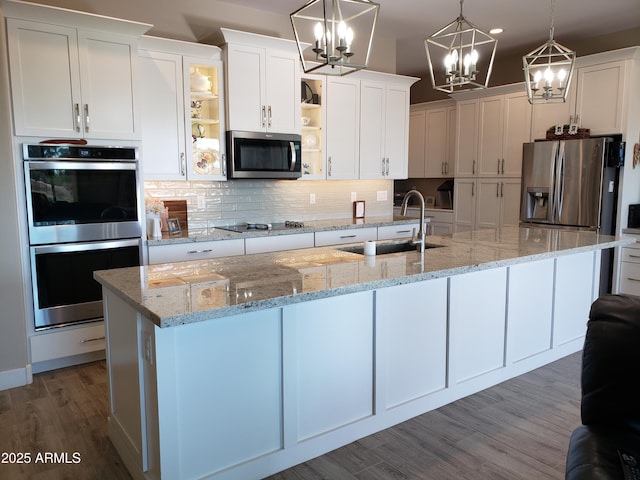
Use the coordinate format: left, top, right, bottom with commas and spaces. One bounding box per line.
23, 144, 143, 330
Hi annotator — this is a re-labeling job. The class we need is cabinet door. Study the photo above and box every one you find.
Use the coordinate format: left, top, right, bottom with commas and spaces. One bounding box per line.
445, 105, 457, 176
572, 60, 627, 135
455, 99, 478, 176
500, 179, 522, 228
425, 107, 448, 178
384, 84, 409, 179
265, 50, 300, 134
449, 267, 507, 386
476, 178, 501, 229
7, 19, 82, 137
326, 77, 360, 179
139, 50, 186, 180
502, 93, 531, 177
531, 100, 572, 141
185, 57, 227, 180
225, 43, 265, 132
453, 178, 476, 232
477, 96, 504, 177
407, 110, 426, 178
77, 29, 139, 140
359, 81, 386, 179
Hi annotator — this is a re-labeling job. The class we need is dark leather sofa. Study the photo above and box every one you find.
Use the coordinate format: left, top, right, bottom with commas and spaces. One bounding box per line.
565, 294, 640, 479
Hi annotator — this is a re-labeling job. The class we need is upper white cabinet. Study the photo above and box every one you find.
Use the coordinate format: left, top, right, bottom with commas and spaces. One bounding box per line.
6, 15, 148, 140
532, 48, 636, 138
222, 29, 300, 135
457, 88, 531, 178
407, 110, 426, 177
358, 74, 415, 179
325, 76, 360, 179
300, 75, 326, 180
138, 37, 227, 181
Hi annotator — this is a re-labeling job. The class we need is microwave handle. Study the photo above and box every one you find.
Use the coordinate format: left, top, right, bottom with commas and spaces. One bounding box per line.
289, 141, 297, 172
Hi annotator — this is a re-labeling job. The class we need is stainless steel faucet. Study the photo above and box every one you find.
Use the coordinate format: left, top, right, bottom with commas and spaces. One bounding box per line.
400, 189, 426, 253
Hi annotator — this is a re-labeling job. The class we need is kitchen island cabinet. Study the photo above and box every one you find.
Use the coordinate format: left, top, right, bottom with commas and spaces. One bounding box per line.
96, 227, 632, 480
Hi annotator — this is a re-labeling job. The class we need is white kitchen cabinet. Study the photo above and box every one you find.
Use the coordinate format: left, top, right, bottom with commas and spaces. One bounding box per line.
409, 103, 457, 179
477, 92, 531, 178
30, 322, 105, 367
506, 259, 554, 366
223, 29, 300, 134
139, 38, 227, 181
475, 178, 521, 230
7, 18, 145, 140
359, 79, 411, 179
325, 76, 360, 179
245, 233, 314, 254
407, 110, 426, 177
453, 178, 476, 232
449, 267, 507, 387
617, 242, 640, 296
315, 227, 377, 247
454, 99, 479, 177
148, 239, 245, 264
553, 251, 598, 348
300, 75, 326, 179
377, 223, 420, 240
376, 278, 448, 409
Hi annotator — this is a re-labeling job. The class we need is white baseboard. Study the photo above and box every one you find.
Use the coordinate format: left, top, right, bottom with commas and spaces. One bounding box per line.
0, 363, 32, 391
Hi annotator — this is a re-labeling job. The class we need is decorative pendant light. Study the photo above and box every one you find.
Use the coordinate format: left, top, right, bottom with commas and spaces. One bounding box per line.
424, 0, 497, 93
523, 0, 575, 104
290, 0, 379, 76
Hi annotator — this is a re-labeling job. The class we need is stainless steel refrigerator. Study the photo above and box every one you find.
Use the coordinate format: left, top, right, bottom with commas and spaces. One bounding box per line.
520, 137, 619, 294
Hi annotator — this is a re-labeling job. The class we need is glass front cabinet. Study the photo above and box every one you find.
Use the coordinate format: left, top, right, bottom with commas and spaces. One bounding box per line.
185, 57, 227, 180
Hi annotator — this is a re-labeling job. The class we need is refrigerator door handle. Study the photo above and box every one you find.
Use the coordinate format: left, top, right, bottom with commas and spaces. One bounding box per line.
555, 141, 566, 221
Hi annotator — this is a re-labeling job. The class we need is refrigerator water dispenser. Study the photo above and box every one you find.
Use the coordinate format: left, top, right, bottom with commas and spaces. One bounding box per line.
523, 187, 550, 221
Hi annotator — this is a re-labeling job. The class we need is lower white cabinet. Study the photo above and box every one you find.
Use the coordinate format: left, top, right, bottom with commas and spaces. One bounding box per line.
148, 239, 244, 264
618, 242, 640, 296
376, 278, 447, 409
476, 178, 521, 230
449, 267, 507, 387
30, 322, 105, 364
314, 227, 377, 246
377, 223, 419, 240
245, 233, 314, 254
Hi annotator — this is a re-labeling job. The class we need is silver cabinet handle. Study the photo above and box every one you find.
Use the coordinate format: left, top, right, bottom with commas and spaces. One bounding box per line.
472, 181, 475, 196
340, 234, 357, 239
221, 153, 227, 176
74, 103, 81, 132
500, 182, 504, 197
261, 105, 266, 127
626, 277, 640, 282
441, 162, 445, 175
445, 161, 449, 175
496, 183, 500, 197
395, 229, 412, 234
187, 249, 213, 254
628, 254, 640, 259
267, 105, 272, 128
381, 158, 385, 176
180, 152, 186, 176
328, 156, 332, 176
82, 336, 105, 343
84, 104, 90, 132
472, 159, 476, 175
497, 159, 501, 174
501, 158, 505, 175
386, 158, 390, 175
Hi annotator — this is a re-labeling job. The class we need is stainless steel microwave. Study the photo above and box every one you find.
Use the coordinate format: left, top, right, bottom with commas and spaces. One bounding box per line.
227, 131, 302, 179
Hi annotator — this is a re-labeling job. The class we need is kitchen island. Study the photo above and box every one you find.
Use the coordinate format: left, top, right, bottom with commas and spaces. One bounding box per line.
95, 226, 633, 480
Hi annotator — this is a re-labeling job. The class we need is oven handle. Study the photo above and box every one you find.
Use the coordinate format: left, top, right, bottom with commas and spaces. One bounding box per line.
26, 160, 137, 170
31, 238, 141, 255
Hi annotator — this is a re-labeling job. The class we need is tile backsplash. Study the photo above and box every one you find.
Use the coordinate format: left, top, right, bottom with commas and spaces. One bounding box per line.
144, 179, 394, 234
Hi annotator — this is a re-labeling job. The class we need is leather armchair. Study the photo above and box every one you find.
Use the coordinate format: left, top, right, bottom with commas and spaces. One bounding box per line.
565, 294, 640, 479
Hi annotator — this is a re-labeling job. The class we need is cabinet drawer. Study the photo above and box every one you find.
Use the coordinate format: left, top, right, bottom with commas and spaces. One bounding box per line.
619, 262, 640, 296
31, 323, 105, 363
378, 224, 419, 240
621, 247, 640, 264
425, 208, 454, 223
315, 227, 377, 246
148, 239, 245, 264
245, 233, 314, 254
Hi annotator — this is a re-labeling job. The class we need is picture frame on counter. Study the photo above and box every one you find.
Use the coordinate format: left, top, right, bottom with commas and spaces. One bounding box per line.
167, 218, 182, 235
425, 195, 435, 208
353, 200, 365, 219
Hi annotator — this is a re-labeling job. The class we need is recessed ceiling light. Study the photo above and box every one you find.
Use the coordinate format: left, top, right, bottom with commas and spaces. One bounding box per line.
490, 27, 504, 35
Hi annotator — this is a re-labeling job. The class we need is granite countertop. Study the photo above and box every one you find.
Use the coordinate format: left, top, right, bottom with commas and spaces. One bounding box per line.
95, 226, 634, 328
147, 215, 429, 245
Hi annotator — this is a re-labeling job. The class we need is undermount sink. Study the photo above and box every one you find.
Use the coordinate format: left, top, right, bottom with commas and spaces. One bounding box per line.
338, 240, 444, 256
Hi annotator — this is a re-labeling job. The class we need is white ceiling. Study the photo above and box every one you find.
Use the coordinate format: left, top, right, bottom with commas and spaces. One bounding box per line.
217, 0, 640, 76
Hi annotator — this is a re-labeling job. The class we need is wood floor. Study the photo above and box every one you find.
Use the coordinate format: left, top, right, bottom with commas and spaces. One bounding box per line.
0, 352, 582, 480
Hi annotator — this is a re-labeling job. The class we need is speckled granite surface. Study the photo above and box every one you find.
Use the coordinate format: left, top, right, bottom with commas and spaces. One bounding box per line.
95, 226, 634, 328
146, 215, 426, 245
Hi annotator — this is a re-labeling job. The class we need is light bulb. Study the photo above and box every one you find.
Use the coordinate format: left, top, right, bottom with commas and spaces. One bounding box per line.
314, 22, 323, 42
558, 68, 567, 88
345, 27, 353, 47
533, 70, 542, 89
463, 53, 471, 76
544, 67, 554, 86
470, 49, 478, 67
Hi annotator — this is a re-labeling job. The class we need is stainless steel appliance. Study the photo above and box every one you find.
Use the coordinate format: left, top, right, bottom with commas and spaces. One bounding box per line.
520, 137, 619, 293
227, 130, 301, 179
217, 221, 306, 233
23, 144, 142, 329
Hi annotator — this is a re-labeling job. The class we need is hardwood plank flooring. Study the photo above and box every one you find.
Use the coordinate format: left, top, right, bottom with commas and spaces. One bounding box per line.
0, 353, 581, 480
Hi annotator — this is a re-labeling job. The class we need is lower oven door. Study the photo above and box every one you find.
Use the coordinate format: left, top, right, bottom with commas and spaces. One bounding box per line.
30, 238, 141, 330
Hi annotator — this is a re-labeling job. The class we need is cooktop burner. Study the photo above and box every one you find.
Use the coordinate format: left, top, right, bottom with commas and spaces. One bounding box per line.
217, 220, 305, 233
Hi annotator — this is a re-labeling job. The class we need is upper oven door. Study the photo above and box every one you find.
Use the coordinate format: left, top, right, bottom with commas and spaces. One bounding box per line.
25, 160, 142, 244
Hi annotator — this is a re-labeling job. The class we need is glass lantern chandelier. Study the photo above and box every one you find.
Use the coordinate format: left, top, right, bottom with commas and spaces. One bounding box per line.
523, 0, 575, 104
425, 0, 497, 93
290, 0, 379, 76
